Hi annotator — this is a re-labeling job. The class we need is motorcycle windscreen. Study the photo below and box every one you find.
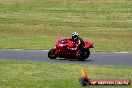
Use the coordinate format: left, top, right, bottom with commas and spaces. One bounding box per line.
85, 41, 93, 48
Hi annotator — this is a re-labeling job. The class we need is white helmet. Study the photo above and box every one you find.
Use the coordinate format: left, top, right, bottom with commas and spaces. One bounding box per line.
72, 32, 78, 36
72, 32, 79, 40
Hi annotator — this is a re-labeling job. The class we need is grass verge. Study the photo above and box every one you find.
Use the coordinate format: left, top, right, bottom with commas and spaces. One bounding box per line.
0, 60, 132, 88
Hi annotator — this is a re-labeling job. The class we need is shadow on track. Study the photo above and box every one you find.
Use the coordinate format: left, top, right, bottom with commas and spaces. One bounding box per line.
55, 58, 94, 62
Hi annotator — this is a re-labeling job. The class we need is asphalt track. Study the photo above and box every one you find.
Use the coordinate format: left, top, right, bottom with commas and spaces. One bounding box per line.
0, 49, 132, 66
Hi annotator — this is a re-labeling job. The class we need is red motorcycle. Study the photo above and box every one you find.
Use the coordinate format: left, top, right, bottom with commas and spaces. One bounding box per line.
48, 38, 94, 61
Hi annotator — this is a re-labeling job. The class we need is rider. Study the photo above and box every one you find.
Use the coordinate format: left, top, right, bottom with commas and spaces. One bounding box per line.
70, 32, 85, 51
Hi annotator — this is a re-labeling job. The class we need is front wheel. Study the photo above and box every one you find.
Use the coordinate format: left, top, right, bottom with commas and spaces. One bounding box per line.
82, 50, 90, 59
79, 50, 90, 61
48, 49, 57, 59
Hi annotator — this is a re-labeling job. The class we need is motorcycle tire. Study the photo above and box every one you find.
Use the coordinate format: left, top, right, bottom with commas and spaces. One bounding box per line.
82, 50, 90, 59
79, 50, 90, 61
48, 49, 57, 59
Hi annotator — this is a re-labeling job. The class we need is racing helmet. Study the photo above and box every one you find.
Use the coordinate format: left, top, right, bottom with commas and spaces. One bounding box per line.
72, 32, 79, 40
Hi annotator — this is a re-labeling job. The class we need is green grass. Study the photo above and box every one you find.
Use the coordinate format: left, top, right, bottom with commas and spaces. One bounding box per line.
0, 0, 132, 51
0, 60, 132, 88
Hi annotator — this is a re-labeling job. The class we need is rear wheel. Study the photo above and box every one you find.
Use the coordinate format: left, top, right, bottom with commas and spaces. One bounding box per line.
48, 49, 57, 59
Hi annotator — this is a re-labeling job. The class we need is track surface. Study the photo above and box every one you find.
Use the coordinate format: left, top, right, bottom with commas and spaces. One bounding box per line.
0, 49, 132, 66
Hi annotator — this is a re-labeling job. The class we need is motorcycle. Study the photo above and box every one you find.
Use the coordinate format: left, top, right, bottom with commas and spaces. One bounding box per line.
48, 38, 94, 61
